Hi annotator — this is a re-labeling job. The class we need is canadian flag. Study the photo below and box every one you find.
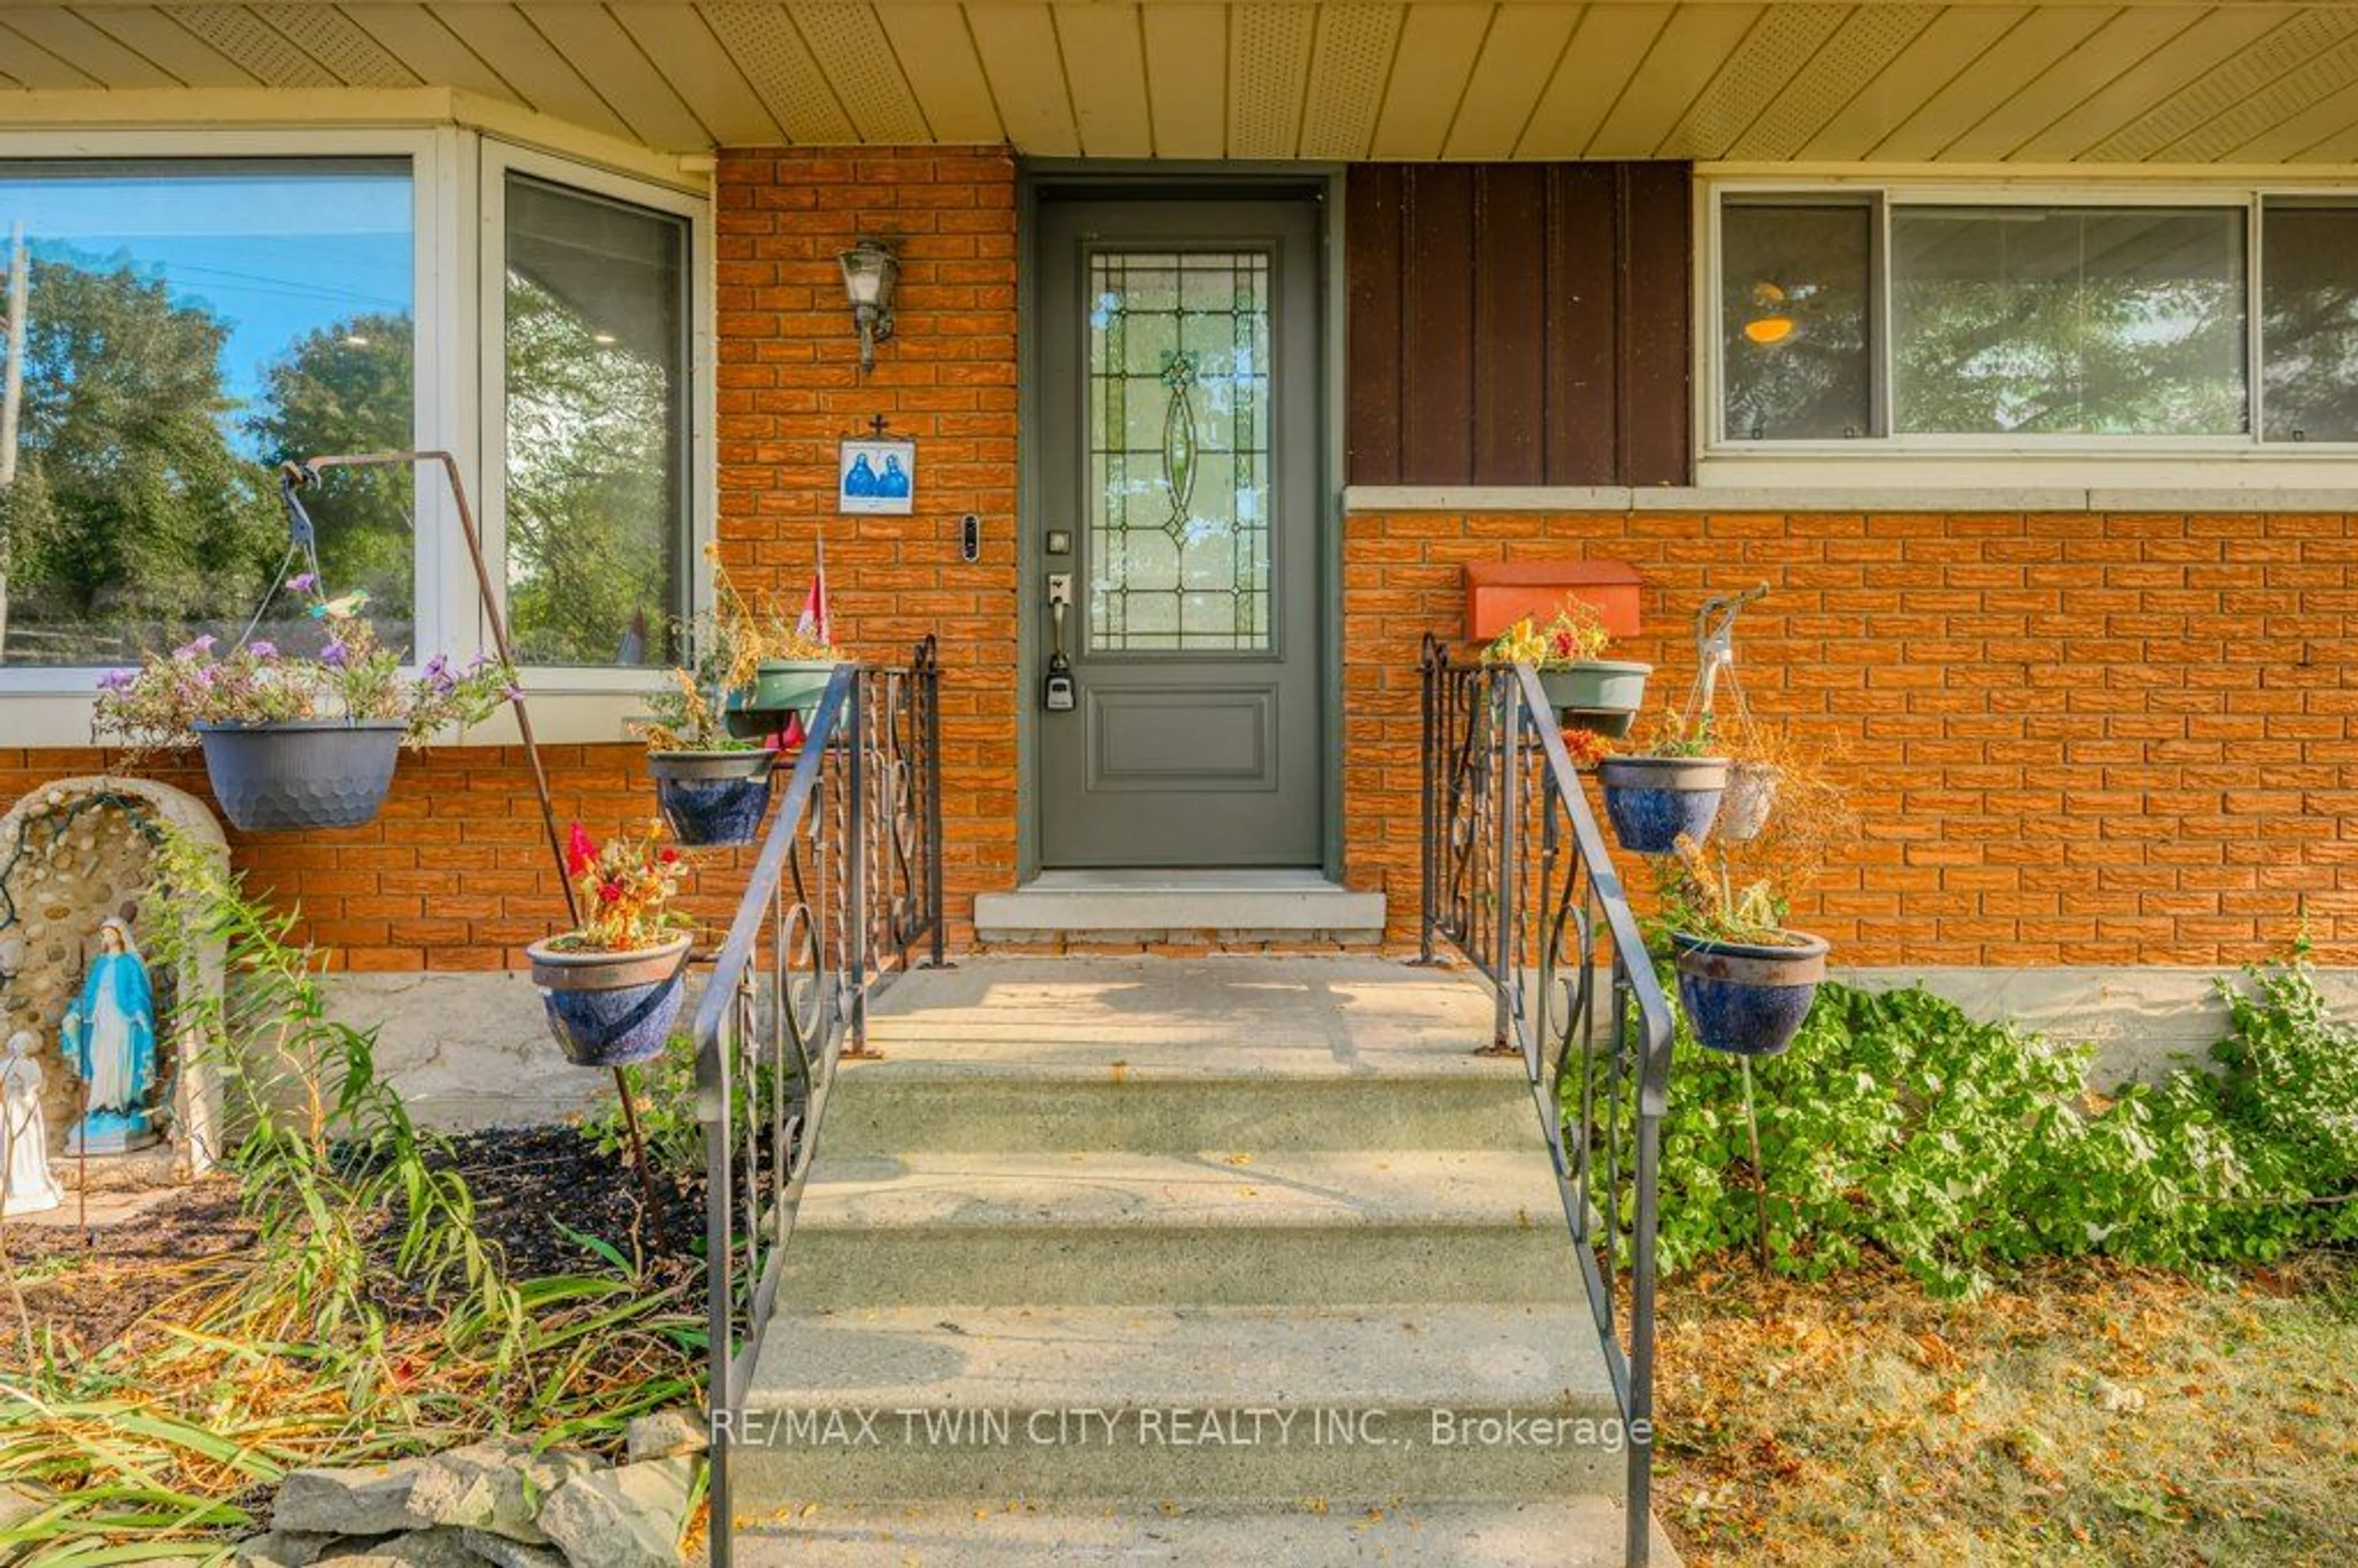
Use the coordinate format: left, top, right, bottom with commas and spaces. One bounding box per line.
795, 539, 831, 648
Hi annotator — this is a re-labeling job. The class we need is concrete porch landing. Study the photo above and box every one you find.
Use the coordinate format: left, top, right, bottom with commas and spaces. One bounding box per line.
736, 957, 1675, 1565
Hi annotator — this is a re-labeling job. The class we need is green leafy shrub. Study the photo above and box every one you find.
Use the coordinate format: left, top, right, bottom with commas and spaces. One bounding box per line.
1637, 957, 2358, 1295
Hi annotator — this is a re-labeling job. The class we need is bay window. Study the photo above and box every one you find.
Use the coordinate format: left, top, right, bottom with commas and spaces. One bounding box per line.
1713, 185, 2358, 450
0, 130, 709, 736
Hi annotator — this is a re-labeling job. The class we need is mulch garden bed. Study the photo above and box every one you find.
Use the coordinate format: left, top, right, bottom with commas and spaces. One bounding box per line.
0, 1124, 702, 1363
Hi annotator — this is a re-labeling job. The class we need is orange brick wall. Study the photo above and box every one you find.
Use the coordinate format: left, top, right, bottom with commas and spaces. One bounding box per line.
0, 147, 1018, 973
1344, 510, 2358, 967
714, 147, 1019, 946
0, 743, 755, 971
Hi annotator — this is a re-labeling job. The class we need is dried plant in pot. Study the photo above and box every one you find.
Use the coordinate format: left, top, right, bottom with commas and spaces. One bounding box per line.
1655, 838, 1827, 1058
1479, 596, 1652, 737
634, 661, 774, 849
90, 578, 516, 832
1599, 710, 1730, 855
526, 822, 695, 1068
698, 544, 849, 740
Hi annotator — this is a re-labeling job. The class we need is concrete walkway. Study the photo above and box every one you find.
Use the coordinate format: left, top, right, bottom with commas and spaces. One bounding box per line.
733, 957, 1676, 1566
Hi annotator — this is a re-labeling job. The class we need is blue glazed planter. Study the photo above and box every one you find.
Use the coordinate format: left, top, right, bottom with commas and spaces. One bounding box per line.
1599, 756, 1730, 854
1674, 931, 1831, 1058
648, 750, 774, 847
526, 936, 693, 1068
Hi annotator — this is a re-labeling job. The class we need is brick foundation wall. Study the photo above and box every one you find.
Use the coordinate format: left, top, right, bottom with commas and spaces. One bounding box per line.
1343, 509, 2358, 966
0, 146, 1018, 973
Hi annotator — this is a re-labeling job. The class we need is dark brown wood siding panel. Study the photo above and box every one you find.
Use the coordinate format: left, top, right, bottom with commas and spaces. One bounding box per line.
1617, 162, 1694, 487
1544, 164, 1619, 486
1345, 161, 1694, 487
1399, 169, 1477, 484
1473, 166, 1548, 485
1345, 164, 1405, 486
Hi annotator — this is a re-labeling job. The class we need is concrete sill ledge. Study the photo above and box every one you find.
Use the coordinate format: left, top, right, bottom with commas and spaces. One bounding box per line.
975, 871, 1386, 942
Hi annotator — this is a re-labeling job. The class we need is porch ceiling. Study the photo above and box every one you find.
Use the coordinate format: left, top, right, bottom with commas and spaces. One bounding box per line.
6, 4, 2358, 165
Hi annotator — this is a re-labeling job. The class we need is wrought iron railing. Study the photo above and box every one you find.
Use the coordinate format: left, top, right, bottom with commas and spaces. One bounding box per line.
1420, 635, 1676, 1568
696, 637, 943, 1568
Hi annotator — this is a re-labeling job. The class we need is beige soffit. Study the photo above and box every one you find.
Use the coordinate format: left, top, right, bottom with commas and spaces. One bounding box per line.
9, 5, 2358, 164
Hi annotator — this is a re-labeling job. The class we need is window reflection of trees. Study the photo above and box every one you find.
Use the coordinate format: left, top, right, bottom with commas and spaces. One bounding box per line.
1721, 204, 1874, 441
502, 271, 674, 668
1893, 208, 2247, 436
1, 250, 413, 666
2262, 204, 2358, 443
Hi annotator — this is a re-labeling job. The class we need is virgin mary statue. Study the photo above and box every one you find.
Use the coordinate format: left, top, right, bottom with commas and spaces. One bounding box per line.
61, 917, 161, 1155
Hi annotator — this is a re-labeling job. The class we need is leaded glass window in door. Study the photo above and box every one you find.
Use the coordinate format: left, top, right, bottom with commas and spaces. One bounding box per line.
1086, 251, 1272, 652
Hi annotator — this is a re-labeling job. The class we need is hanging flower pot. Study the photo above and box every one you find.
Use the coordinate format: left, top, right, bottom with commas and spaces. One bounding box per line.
725, 658, 841, 740
1716, 762, 1781, 844
1599, 755, 1730, 854
93, 578, 515, 835
647, 751, 774, 848
193, 719, 405, 832
1535, 660, 1653, 737
526, 934, 694, 1068
1673, 930, 1829, 1057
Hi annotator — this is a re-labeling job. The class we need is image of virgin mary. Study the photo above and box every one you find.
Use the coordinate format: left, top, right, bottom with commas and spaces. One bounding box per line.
61, 917, 162, 1155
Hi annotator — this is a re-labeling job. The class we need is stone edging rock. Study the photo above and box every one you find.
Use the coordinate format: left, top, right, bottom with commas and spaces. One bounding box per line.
236, 1415, 707, 1568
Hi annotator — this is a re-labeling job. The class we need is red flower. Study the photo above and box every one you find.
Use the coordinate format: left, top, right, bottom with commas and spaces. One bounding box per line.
565, 823, 598, 876
660, 848, 680, 864
597, 880, 624, 904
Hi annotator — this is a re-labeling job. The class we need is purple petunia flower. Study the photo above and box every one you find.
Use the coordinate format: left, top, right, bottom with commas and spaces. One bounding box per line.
320, 642, 348, 669
172, 634, 218, 660
287, 572, 318, 594
248, 640, 278, 659
97, 669, 135, 693
502, 683, 524, 701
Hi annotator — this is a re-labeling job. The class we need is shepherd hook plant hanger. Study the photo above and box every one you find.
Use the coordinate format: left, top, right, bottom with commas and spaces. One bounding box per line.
1679, 582, 1770, 737
280, 452, 663, 1223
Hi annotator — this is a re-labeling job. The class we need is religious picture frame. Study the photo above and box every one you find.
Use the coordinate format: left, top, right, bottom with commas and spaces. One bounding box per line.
838, 437, 917, 515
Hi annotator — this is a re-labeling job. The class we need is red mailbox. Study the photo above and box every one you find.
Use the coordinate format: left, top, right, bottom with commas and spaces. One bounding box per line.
1462, 561, 1643, 642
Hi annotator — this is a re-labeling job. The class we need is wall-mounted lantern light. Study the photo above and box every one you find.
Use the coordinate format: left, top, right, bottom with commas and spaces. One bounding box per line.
838, 236, 900, 374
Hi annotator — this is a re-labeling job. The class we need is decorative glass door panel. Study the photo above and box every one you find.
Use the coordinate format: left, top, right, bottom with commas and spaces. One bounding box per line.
1086, 252, 1273, 653
1037, 199, 1321, 869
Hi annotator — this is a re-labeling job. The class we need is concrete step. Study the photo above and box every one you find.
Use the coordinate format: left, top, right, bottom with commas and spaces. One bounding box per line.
734, 1499, 1682, 1566
861, 958, 1503, 1081
783, 1150, 1579, 1308
736, 1303, 1627, 1505
823, 1073, 1535, 1156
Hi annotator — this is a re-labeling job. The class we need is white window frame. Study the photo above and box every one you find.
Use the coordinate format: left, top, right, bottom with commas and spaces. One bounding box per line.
478, 141, 715, 709
0, 128, 714, 745
1698, 176, 2358, 489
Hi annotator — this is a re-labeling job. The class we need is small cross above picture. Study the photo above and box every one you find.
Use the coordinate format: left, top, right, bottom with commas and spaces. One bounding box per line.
838, 437, 916, 515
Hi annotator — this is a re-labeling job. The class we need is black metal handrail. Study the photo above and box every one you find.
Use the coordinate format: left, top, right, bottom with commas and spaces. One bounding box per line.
696, 637, 942, 1568
1420, 636, 1675, 1567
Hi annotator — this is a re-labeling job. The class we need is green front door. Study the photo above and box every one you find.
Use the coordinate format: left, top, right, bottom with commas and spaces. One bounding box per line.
1035, 195, 1324, 868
